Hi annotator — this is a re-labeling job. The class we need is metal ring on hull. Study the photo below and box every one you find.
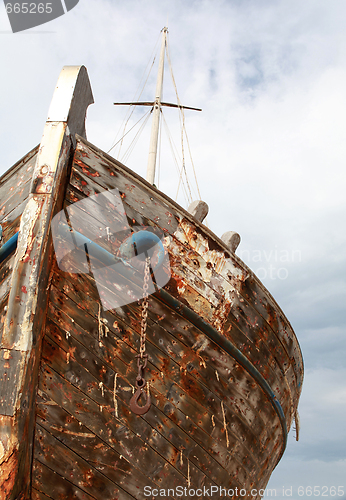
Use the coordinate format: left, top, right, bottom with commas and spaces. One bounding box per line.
155, 287, 288, 467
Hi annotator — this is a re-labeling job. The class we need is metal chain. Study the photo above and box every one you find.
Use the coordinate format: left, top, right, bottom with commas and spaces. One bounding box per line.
139, 255, 150, 359
135, 255, 151, 381
130, 255, 152, 415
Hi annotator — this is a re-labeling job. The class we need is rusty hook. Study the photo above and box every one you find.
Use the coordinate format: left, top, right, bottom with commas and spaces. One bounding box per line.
129, 377, 151, 415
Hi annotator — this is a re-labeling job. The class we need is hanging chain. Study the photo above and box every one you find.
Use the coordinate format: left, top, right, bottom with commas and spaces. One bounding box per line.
139, 255, 150, 360
136, 255, 150, 379
130, 255, 152, 415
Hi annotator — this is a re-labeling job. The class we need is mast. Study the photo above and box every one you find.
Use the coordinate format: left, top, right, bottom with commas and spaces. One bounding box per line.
146, 27, 168, 185
113, 27, 201, 185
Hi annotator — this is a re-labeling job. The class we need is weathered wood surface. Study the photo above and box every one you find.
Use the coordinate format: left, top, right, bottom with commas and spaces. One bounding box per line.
0, 66, 93, 500
71, 137, 303, 397
0, 148, 38, 424
0, 147, 38, 328
33, 263, 279, 497
0, 78, 303, 498
31, 134, 303, 498
34, 276, 245, 496
0, 146, 38, 206
70, 137, 302, 412
0, 295, 8, 343
49, 268, 279, 465
0, 258, 13, 309
64, 179, 297, 421
62, 187, 294, 425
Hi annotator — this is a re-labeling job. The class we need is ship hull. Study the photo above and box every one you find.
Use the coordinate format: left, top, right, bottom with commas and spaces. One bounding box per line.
0, 66, 303, 500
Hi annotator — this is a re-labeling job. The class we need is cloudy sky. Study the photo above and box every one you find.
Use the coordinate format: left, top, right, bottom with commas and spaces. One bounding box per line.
1, 0, 345, 497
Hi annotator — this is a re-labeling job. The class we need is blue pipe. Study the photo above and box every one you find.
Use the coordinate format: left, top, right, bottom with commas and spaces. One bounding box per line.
0, 232, 19, 264
1, 228, 166, 270
119, 231, 165, 265
56, 223, 165, 270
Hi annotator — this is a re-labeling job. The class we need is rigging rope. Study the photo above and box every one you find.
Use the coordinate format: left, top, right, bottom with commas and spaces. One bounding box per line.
120, 110, 152, 164
109, 32, 161, 157
161, 112, 190, 205
107, 109, 151, 154
166, 33, 204, 205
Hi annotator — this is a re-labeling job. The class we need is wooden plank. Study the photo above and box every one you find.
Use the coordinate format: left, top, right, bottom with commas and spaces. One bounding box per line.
45, 285, 266, 483
49, 265, 277, 445
0, 216, 21, 247
35, 395, 218, 500
40, 335, 216, 490
0, 257, 13, 290
31, 488, 54, 500
160, 255, 294, 422
48, 281, 136, 366
42, 324, 249, 487
185, 246, 303, 398
240, 274, 304, 390
168, 255, 289, 397
35, 394, 174, 500
0, 257, 14, 306
0, 199, 28, 232
35, 424, 135, 500
0, 145, 37, 189
48, 272, 264, 459
0, 295, 9, 345
0, 179, 31, 221
38, 365, 199, 490
50, 266, 276, 439
0, 349, 26, 416
32, 460, 97, 500
168, 235, 293, 369
69, 162, 179, 235
63, 187, 132, 245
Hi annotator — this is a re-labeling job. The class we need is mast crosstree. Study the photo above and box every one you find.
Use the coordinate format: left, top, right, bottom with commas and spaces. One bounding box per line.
113, 27, 201, 185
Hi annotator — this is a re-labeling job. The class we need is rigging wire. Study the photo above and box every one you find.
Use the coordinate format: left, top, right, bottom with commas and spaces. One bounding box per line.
108, 32, 161, 158
166, 33, 204, 204
107, 109, 151, 154
120, 110, 152, 164
161, 112, 190, 206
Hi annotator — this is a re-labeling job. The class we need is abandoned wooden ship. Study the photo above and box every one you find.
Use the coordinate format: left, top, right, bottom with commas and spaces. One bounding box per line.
0, 30, 303, 500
